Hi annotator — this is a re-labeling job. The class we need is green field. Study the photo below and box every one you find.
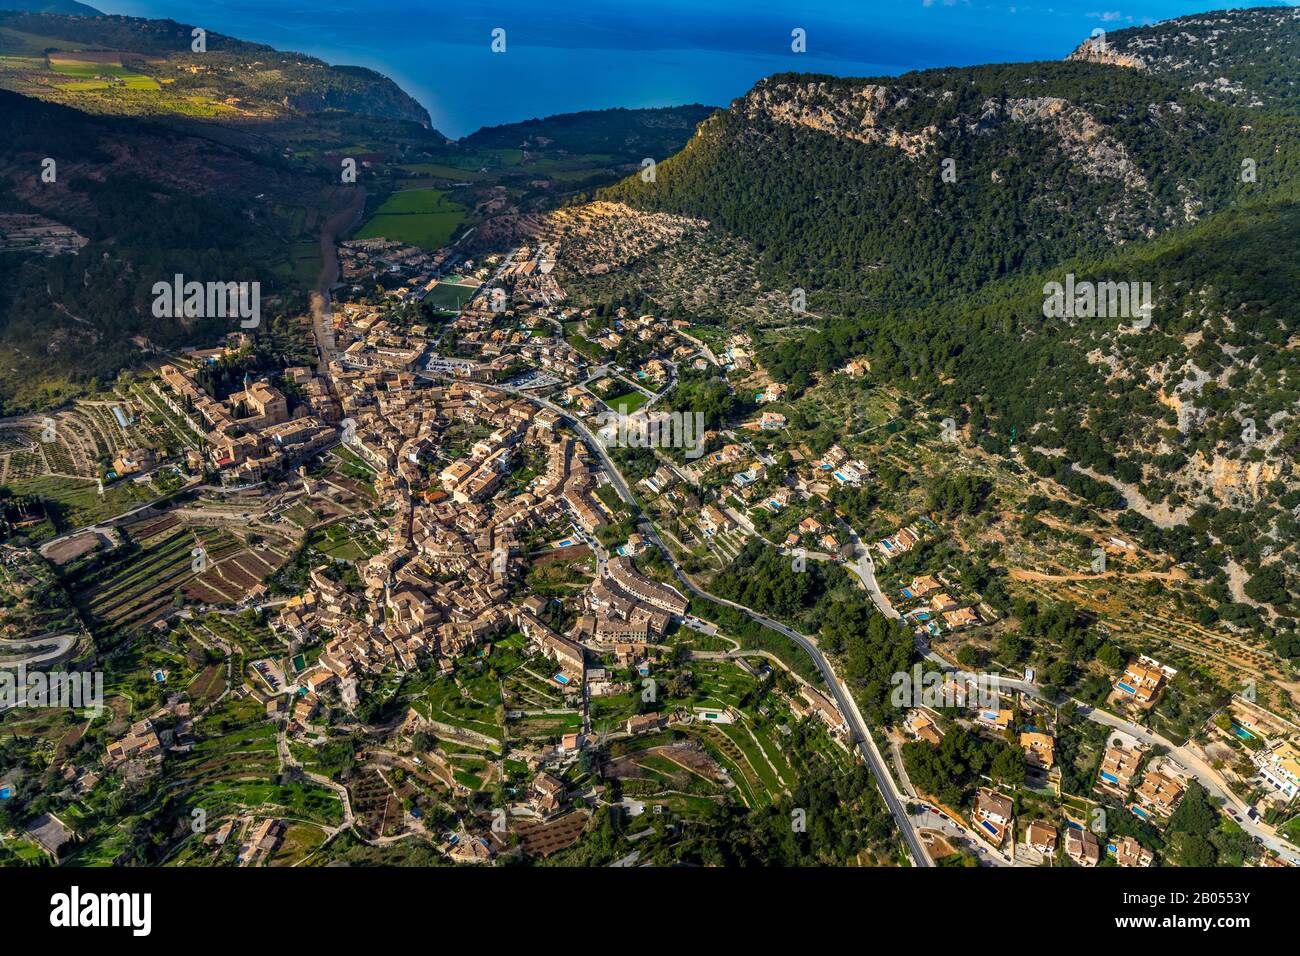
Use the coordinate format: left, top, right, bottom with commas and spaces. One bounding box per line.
423, 281, 480, 312
50, 60, 160, 90
605, 390, 651, 415
355, 188, 467, 250
8, 473, 154, 530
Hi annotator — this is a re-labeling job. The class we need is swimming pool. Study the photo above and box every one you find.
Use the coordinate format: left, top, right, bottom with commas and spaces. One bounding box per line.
0, 787, 11, 800
980, 820, 998, 836
554, 673, 570, 685
1117, 681, 1137, 694
1232, 724, 1255, 740
1100, 771, 1119, 784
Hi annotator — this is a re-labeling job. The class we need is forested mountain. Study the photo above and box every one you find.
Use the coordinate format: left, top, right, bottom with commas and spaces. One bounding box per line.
763, 197, 1300, 515
464, 105, 718, 164
1073, 5, 1300, 111
0, 89, 344, 410
0, 12, 433, 127
602, 63, 1300, 305
595, 7, 1300, 549
0, 0, 101, 13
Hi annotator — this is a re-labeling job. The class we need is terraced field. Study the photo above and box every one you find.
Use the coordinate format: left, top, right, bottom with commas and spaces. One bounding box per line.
65, 515, 288, 630
196, 615, 284, 659
169, 696, 342, 818
0, 399, 149, 482
350, 769, 402, 837
1014, 574, 1285, 701
4, 472, 154, 532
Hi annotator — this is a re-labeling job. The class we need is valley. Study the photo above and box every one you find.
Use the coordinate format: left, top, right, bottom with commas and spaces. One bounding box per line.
0, 0, 1298, 889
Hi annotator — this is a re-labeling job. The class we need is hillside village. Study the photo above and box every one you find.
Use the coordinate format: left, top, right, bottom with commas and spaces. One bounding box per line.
1, 5, 1300, 877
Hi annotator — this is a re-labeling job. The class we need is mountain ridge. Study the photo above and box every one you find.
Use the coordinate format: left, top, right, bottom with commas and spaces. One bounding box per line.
0, 11, 434, 129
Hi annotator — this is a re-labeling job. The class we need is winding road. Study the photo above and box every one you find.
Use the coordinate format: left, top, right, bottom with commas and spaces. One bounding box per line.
420, 374, 934, 866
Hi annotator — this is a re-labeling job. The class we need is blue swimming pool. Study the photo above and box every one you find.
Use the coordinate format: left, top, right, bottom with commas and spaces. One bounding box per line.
1100, 771, 1119, 784
980, 820, 998, 836
1132, 806, 1148, 819
554, 674, 570, 685
1232, 724, 1254, 740
0, 787, 12, 800
1117, 681, 1137, 694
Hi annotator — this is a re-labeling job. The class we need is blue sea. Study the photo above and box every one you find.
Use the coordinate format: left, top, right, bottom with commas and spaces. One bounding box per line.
99, 1, 1297, 138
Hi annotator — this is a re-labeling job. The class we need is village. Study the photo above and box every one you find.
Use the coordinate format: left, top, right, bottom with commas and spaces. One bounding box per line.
2, 212, 1299, 871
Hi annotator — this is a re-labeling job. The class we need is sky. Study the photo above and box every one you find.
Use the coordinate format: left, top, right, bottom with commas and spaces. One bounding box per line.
95, 0, 1300, 137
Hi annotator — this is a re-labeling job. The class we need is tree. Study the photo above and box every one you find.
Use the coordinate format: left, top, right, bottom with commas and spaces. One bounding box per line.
989, 746, 1025, 785
1096, 643, 1123, 671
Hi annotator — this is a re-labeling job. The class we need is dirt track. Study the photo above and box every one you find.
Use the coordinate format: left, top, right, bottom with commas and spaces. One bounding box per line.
1008, 567, 1188, 584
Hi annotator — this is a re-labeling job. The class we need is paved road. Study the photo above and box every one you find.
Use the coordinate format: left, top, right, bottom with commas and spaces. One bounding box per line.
432, 376, 932, 866
1078, 704, 1299, 861
915, 649, 1300, 861
835, 519, 900, 621
418, 373, 1299, 865
817, 501, 1299, 861
648, 538, 931, 866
